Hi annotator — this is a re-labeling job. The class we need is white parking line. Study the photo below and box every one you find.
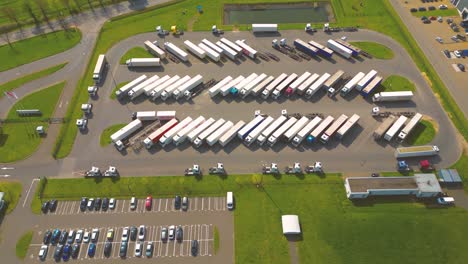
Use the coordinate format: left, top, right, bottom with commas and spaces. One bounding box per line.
201, 197, 204, 210
121, 200, 125, 213
23, 179, 39, 207
165, 199, 168, 212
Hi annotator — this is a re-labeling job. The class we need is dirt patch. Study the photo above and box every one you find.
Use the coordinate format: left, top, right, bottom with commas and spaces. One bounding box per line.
187, 14, 199, 32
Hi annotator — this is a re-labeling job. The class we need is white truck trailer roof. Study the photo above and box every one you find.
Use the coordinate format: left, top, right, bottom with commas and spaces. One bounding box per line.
252, 24, 278, 32
136, 111, 157, 121
257, 115, 287, 145
144, 119, 178, 148
202, 39, 224, 54
238, 115, 265, 140
384, 115, 408, 141
320, 114, 348, 143
284, 116, 309, 141
198, 43, 221, 62
187, 118, 215, 143
160, 117, 193, 146
235, 40, 257, 59
306, 73, 331, 97
240, 73, 267, 97
323, 70, 344, 89
110, 119, 142, 143
220, 38, 242, 54
116, 75, 147, 97
206, 121, 234, 146
184, 40, 206, 59
160, 75, 191, 100
252, 75, 275, 96
232, 73, 258, 93
268, 117, 298, 146
262, 73, 288, 98
194, 119, 226, 147
244, 116, 274, 145
341, 72, 365, 95
128, 75, 160, 99
173, 74, 203, 99
220, 76, 245, 96
216, 41, 237, 60
209, 76, 233, 98
144, 40, 166, 58
157, 111, 176, 120
336, 114, 360, 139
292, 116, 322, 146
297, 73, 319, 95
144, 75, 170, 96
173, 116, 205, 145
398, 113, 422, 141
286, 71, 311, 94
164, 42, 189, 62
309, 116, 334, 141
150, 75, 181, 99
219, 120, 246, 147
394, 145, 440, 158
272, 73, 298, 98
357, 70, 378, 91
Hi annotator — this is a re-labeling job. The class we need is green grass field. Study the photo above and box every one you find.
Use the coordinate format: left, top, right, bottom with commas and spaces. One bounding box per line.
451, 153, 468, 191
412, 9, 459, 18
110, 81, 129, 100
350, 41, 394, 59
0, 181, 22, 214
405, 119, 436, 146
15, 230, 33, 259
380, 75, 416, 92
0, 82, 65, 163
119, 47, 153, 64
0, 62, 67, 98
100, 124, 125, 146
0, 30, 81, 72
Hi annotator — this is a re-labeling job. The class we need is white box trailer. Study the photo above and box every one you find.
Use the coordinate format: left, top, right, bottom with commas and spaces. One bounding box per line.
201, 39, 224, 54
267, 117, 298, 146
324, 70, 344, 90
257, 115, 287, 145
184, 40, 206, 60
309, 115, 334, 143
230, 73, 258, 95
221, 76, 245, 96
394, 145, 440, 158
194, 119, 226, 148
219, 120, 246, 147
93, 54, 106, 84
235, 40, 257, 59
292, 116, 322, 147
198, 43, 221, 62
110, 119, 142, 143
397, 113, 422, 141
284, 71, 311, 96
128, 75, 160, 100
373, 115, 397, 140
238, 115, 265, 140
209, 76, 233, 98
284, 116, 309, 142
216, 41, 238, 60
252, 75, 275, 96
135, 111, 157, 121
157, 111, 176, 120
207, 121, 234, 146
252, 24, 278, 32
144, 40, 166, 58
320, 114, 348, 143
297, 73, 319, 95
361, 76, 383, 97
187, 118, 215, 143
272, 73, 298, 99
240, 73, 267, 98
144, 118, 178, 149
262, 73, 288, 99
160, 75, 191, 101
326, 40, 352, 59
173, 74, 203, 100
150, 75, 181, 100
356, 70, 378, 91
126, 58, 161, 67
373, 91, 414, 102
173, 116, 205, 145
305, 73, 331, 99
244, 116, 274, 146
115, 75, 147, 98
340, 72, 365, 96
308, 40, 334, 58
336, 114, 360, 139
164, 42, 189, 62
143, 75, 170, 96
220, 38, 242, 55
160, 117, 193, 147
384, 115, 408, 141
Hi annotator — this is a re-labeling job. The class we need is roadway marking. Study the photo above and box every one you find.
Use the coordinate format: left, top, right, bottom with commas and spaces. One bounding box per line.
23, 179, 39, 207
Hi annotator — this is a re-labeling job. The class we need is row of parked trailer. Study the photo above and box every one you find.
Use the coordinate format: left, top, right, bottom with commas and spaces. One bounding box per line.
373, 113, 423, 142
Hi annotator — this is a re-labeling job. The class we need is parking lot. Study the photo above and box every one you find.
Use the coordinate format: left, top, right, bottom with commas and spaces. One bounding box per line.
46, 197, 227, 216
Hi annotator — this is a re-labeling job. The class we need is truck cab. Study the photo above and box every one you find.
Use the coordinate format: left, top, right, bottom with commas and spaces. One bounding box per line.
76, 119, 88, 130
87, 86, 98, 96
114, 140, 125, 151
81, 104, 93, 115
184, 164, 201, 176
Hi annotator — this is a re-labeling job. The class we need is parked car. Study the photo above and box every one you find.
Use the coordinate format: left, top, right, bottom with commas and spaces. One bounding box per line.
418, 7, 427, 11
420, 16, 427, 21
138, 225, 146, 241
428, 6, 436, 11
54, 244, 63, 260
38, 245, 48, 260
429, 16, 436, 20
109, 198, 116, 209
91, 228, 99, 242
454, 50, 462, 58
48, 200, 57, 212
67, 230, 75, 244
168, 225, 175, 240
457, 63, 465, 71
447, 18, 453, 24
410, 8, 417, 12
43, 230, 51, 244
423, 19, 431, 24
107, 229, 114, 241
130, 226, 137, 241
51, 229, 61, 245
436, 37, 443, 43
71, 244, 80, 259
176, 225, 183, 241
80, 197, 87, 211
102, 198, 109, 210
83, 231, 90, 243
120, 242, 128, 258
104, 241, 112, 257
161, 227, 168, 241
456, 34, 467, 41
174, 195, 181, 209
58, 230, 68, 245
145, 196, 152, 210
88, 243, 96, 257
121, 227, 129, 242
451, 36, 460, 42
146, 242, 154, 257
135, 241, 143, 257
182, 197, 188, 211
87, 198, 94, 210
62, 244, 71, 261
94, 198, 102, 211
41, 201, 49, 213
130, 197, 137, 210
443, 49, 451, 58
439, 4, 448, 9
191, 240, 198, 256
437, 196, 455, 204
75, 229, 84, 243
437, 16, 443, 22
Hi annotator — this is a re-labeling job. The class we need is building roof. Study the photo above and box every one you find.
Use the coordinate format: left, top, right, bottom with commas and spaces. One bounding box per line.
438, 169, 463, 183
282, 215, 301, 235
346, 177, 418, 193
414, 174, 442, 193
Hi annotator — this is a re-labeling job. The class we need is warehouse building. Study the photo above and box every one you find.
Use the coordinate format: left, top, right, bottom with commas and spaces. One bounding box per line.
344, 174, 442, 199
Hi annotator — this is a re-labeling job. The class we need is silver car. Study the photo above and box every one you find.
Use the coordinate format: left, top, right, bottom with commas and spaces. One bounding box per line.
161, 227, 168, 241
38, 245, 48, 260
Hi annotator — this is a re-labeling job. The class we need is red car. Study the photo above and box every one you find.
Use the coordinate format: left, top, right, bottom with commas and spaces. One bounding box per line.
145, 196, 152, 210
429, 16, 437, 21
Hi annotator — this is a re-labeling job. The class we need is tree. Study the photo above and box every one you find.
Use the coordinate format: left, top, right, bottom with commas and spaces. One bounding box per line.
0, 28, 13, 48
34, 0, 50, 21
59, 0, 73, 14
1, 7, 21, 28
72, 0, 81, 11
23, 1, 40, 25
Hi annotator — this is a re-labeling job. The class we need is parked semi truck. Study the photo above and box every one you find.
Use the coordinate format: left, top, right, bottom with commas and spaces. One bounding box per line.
284, 116, 310, 142
326, 40, 352, 59
128, 75, 160, 100
297, 73, 319, 95
262, 73, 288, 99
143, 118, 178, 149
356, 70, 377, 91
335, 39, 361, 56
252, 24, 278, 32
207, 121, 234, 146
160, 117, 193, 147
361, 76, 382, 97
173, 74, 203, 100
292, 117, 322, 147
293, 39, 318, 56
216, 41, 237, 60
384, 115, 408, 141
126, 58, 161, 67
373, 115, 397, 140
194, 119, 226, 148
160, 75, 191, 101
235, 40, 257, 59
143, 75, 170, 96
272, 73, 298, 99
198, 43, 221, 62
164, 42, 189, 62
240, 74, 267, 98
372, 91, 414, 102
308, 115, 334, 143
173, 116, 205, 145
308, 40, 333, 58
397, 113, 422, 142
201, 39, 224, 54
219, 120, 245, 147
284, 72, 311, 96
144, 40, 166, 58
324, 70, 344, 91
252, 75, 274, 96
336, 114, 360, 139
238, 115, 265, 140
244, 116, 274, 146
220, 76, 245, 96
157, 111, 176, 120
230, 73, 258, 95
394, 145, 440, 158
257, 115, 287, 145
150, 75, 181, 100
184, 40, 206, 60
93, 54, 106, 84
209, 76, 233, 98
320, 114, 348, 143
115, 75, 147, 99
134, 111, 157, 121
267, 117, 298, 146
110, 119, 143, 150
187, 118, 215, 143
340, 72, 365, 96
220, 38, 242, 55
305, 73, 331, 98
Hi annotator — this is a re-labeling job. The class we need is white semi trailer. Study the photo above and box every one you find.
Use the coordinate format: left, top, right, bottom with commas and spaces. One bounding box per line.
159, 117, 193, 147
238, 115, 265, 140
209, 76, 233, 98
219, 120, 246, 147
173, 116, 206, 145
93, 54, 106, 84
257, 115, 287, 146
110, 119, 143, 151
252, 24, 278, 32
115, 75, 147, 99
126, 58, 161, 67
271, 73, 298, 99
240, 74, 267, 98
143, 75, 170, 96
184, 40, 206, 60
320, 114, 348, 143
397, 113, 422, 142
144, 40, 166, 58
372, 91, 414, 102
198, 43, 221, 62
336, 114, 360, 139
206, 121, 234, 146
284, 116, 309, 142
309, 115, 334, 143
193, 119, 226, 148
128, 75, 160, 100
284, 71, 311, 96
160, 75, 191, 101
340, 72, 365, 96
187, 118, 216, 143
230, 73, 258, 95
220, 38, 242, 55
244, 116, 274, 146
202, 39, 224, 54
150, 75, 181, 100
164, 42, 189, 62
292, 116, 322, 147
296, 73, 319, 95
305, 73, 331, 99
394, 145, 440, 158
356, 70, 377, 91
220, 76, 245, 96
384, 115, 408, 142
251, 75, 275, 96
267, 117, 298, 146
235, 40, 257, 59
262, 73, 288, 99
216, 41, 237, 60
173, 74, 203, 100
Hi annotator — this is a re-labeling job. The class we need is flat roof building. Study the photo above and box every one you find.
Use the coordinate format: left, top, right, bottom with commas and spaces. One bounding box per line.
344, 174, 442, 199
281, 215, 301, 235
451, 0, 468, 21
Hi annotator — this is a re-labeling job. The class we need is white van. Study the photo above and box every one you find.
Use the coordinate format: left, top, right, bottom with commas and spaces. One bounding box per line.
130, 197, 137, 210
227, 192, 234, 210
437, 197, 455, 205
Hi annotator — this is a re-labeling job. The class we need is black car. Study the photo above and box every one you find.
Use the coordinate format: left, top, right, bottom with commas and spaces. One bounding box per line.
457, 63, 465, 72
43, 230, 52, 244
58, 230, 68, 245
130, 226, 137, 241
174, 195, 181, 209
119, 242, 128, 258
41, 201, 49, 213
410, 8, 417, 12
191, 240, 198, 256
48, 200, 58, 212
54, 244, 63, 260
51, 229, 61, 245
428, 6, 436, 10
443, 49, 450, 58
418, 7, 427, 11
423, 19, 431, 24
94, 198, 102, 211
102, 198, 109, 211
176, 225, 183, 241
104, 241, 112, 257
80, 197, 87, 211
71, 244, 80, 259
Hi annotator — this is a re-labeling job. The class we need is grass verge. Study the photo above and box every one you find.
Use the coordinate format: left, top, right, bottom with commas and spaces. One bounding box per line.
119, 47, 153, 64
100, 124, 126, 146
411, 9, 459, 18
31, 177, 47, 215
110, 82, 129, 100
0, 181, 22, 214
0, 63, 67, 98
451, 152, 468, 192
15, 230, 33, 259
350, 41, 394, 59
405, 119, 436, 146
380, 171, 415, 177
380, 75, 416, 92
214, 226, 220, 254
0, 30, 81, 72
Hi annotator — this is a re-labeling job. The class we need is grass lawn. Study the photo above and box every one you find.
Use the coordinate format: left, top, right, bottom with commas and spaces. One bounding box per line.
380, 75, 416, 92
100, 124, 126, 146
412, 9, 459, 18
0, 63, 67, 98
110, 82, 129, 99
15, 230, 33, 259
350, 41, 394, 59
214, 226, 220, 254
0, 181, 22, 214
405, 119, 436, 146
451, 152, 468, 192
119, 47, 153, 64
0, 30, 81, 72
380, 171, 415, 177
